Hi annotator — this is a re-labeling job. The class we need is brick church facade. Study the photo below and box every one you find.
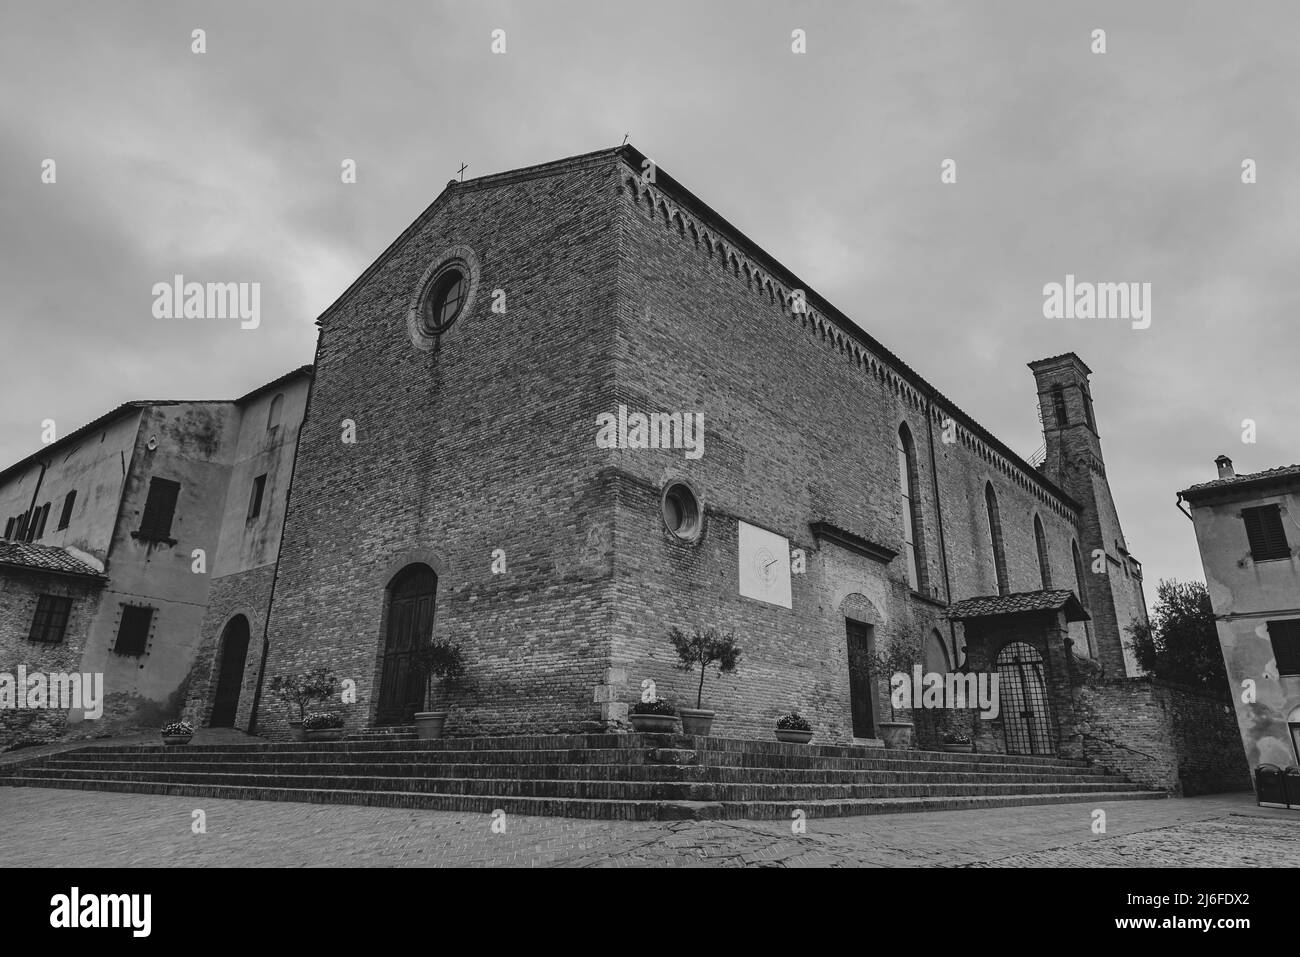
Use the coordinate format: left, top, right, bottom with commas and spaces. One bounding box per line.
239, 145, 1151, 752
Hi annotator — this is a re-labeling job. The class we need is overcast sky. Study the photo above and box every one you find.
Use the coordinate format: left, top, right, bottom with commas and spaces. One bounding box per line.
1, 0, 1295, 592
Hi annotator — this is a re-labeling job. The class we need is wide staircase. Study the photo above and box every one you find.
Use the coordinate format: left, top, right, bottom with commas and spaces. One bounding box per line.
0, 731, 1163, 820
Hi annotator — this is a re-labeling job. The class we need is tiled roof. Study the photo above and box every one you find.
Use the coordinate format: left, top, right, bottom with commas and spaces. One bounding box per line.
1180, 464, 1300, 499
946, 589, 1090, 622
0, 541, 106, 580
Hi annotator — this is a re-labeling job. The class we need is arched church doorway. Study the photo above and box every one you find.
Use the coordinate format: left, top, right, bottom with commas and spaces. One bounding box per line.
210, 615, 251, 727
995, 641, 1055, 755
376, 563, 437, 725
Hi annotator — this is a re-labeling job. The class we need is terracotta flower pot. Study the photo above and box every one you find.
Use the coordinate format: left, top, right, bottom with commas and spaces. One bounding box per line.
878, 721, 915, 750
414, 711, 448, 740
304, 728, 344, 742
941, 742, 973, 753
775, 729, 813, 744
162, 735, 193, 747
629, 713, 679, 733
679, 708, 715, 736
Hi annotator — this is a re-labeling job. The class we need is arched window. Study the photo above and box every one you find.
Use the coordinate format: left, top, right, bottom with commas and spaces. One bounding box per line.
266, 393, 284, 434
1034, 515, 1052, 589
1051, 385, 1068, 427
1071, 540, 1090, 609
1071, 539, 1095, 657
985, 482, 1008, 595
896, 424, 927, 592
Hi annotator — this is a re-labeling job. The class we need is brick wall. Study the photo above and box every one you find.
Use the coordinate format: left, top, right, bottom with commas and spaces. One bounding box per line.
1077, 677, 1250, 795
255, 155, 621, 739
184, 564, 276, 730
611, 159, 1099, 744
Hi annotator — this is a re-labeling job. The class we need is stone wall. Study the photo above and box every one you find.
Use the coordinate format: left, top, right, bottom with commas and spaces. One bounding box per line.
0, 570, 104, 749
1076, 677, 1251, 795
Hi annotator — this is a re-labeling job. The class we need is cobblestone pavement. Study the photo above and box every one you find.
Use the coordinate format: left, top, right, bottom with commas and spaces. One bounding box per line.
0, 787, 1295, 867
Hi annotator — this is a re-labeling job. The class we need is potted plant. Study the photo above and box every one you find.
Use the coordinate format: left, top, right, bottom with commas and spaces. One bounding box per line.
302, 711, 345, 742
268, 668, 339, 741
941, 729, 973, 753
412, 637, 466, 740
161, 720, 194, 746
668, 626, 742, 736
866, 637, 916, 750
628, 697, 679, 733
775, 711, 814, 744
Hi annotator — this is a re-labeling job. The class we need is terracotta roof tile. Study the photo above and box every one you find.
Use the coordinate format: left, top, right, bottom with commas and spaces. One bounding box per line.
0, 541, 106, 580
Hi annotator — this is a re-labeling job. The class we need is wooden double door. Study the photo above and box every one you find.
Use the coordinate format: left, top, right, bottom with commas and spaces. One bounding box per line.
375, 564, 437, 725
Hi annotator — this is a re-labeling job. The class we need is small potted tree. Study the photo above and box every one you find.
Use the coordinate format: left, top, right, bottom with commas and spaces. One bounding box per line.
775, 711, 813, 744
161, 720, 194, 746
302, 711, 346, 742
941, 729, 973, 753
412, 637, 466, 740
269, 668, 339, 741
866, 637, 916, 750
668, 626, 742, 736
628, 696, 679, 733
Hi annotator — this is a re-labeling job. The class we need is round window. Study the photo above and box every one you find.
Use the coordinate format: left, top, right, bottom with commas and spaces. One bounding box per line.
662, 482, 702, 541
420, 268, 467, 335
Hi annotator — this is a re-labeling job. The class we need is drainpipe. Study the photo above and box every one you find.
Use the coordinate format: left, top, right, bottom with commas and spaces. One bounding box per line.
1175, 493, 1193, 521
924, 400, 960, 667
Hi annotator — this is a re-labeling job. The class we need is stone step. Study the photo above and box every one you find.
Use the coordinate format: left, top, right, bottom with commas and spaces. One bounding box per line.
28, 732, 1091, 766
0, 775, 1165, 820
19, 758, 1129, 786
2, 766, 1146, 801
18, 745, 1102, 776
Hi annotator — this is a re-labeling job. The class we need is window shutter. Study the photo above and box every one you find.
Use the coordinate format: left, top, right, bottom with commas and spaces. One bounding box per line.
138, 478, 181, 540
1269, 619, 1300, 676
1243, 506, 1289, 562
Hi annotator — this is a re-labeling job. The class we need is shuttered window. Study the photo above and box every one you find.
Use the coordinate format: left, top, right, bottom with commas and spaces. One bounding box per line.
1269, 619, 1300, 676
1242, 505, 1289, 562
58, 490, 76, 530
247, 474, 266, 520
137, 478, 180, 541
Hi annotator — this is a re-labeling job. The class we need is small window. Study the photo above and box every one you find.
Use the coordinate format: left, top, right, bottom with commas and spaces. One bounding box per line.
28, 594, 72, 644
114, 605, 154, 656
1269, 620, 1300, 676
33, 502, 50, 540
3, 517, 13, 539
420, 268, 467, 335
662, 482, 702, 542
137, 477, 181, 542
58, 490, 76, 530
1242, 505, 1289, 562
247, 474, 267, 520
266, 393, 284, 434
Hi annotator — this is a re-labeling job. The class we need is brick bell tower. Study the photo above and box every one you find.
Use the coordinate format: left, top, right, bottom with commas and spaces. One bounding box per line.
1028, 353, 1148, 677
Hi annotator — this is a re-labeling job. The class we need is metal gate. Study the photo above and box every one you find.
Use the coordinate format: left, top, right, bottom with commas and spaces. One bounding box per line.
995, 641, 1056, 755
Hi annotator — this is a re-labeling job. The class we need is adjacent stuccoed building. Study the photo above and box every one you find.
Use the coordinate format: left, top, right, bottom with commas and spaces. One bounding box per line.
0, 367, 310, 747
1179, 457, 1300, 769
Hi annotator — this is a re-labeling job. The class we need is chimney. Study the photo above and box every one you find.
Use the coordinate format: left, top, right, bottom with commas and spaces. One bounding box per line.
1215, 454, 1234, 479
